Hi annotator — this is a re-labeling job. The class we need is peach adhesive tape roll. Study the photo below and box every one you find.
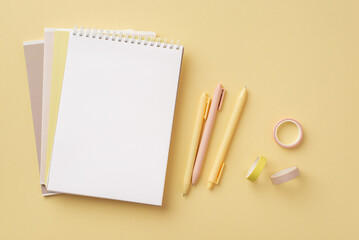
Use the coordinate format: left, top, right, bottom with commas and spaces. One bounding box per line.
274, 118, 303, 148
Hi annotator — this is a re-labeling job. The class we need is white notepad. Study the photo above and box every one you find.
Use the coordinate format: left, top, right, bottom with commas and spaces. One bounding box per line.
47, 29, 183, 206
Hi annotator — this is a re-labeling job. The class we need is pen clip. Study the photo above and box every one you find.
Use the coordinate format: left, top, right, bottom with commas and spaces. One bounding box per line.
217, 89, 225, 111
215, 162, 225, 184
203, 97, 211, 120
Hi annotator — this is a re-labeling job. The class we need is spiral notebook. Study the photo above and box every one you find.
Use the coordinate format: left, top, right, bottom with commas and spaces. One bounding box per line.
47, 28, 183, 205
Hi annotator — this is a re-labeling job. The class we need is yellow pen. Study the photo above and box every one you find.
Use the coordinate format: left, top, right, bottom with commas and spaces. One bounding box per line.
183, 92, 211, 197
207, 86, 247, 189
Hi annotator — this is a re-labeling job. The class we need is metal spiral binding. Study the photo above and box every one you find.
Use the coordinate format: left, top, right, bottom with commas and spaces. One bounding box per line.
73, 26, 181, 50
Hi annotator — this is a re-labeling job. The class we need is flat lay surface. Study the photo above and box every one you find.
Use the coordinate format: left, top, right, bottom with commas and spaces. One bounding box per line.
0, 0, 358, 239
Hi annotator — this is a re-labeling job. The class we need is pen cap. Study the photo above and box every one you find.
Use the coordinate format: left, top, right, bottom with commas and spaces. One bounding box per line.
217, 89, 225, 110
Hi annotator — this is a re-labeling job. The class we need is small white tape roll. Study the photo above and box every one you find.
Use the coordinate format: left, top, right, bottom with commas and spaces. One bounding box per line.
270, 166, 300, 185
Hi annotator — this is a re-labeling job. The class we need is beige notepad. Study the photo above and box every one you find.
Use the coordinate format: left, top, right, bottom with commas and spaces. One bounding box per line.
23, 40, 55, 196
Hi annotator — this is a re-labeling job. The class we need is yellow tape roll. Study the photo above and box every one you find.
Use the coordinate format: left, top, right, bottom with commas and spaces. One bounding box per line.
246, 155, 267, 182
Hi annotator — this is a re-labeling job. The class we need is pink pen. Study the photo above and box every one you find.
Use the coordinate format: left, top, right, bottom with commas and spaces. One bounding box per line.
192, 83, 225, 185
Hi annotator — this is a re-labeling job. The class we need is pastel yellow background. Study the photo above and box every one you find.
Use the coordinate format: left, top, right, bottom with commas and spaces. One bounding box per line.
0, 0, 358, 239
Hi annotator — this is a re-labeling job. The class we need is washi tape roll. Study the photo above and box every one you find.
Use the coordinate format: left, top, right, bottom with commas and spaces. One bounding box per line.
274, 118, 303, 148
270, 166, 300, 185
246, 155, 267, 182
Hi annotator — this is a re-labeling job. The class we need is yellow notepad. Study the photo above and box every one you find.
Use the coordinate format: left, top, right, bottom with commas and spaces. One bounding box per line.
45, 31, 69, 184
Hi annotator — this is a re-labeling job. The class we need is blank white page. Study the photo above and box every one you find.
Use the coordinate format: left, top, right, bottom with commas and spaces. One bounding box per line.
47, 31, 183, 206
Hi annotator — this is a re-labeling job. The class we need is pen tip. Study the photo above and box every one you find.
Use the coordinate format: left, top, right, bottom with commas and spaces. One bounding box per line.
183, 193, 186, 197
245, 85, 247, 89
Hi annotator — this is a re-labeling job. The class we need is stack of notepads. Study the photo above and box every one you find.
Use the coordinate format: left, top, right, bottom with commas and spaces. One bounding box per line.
23, 27, 184, 206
